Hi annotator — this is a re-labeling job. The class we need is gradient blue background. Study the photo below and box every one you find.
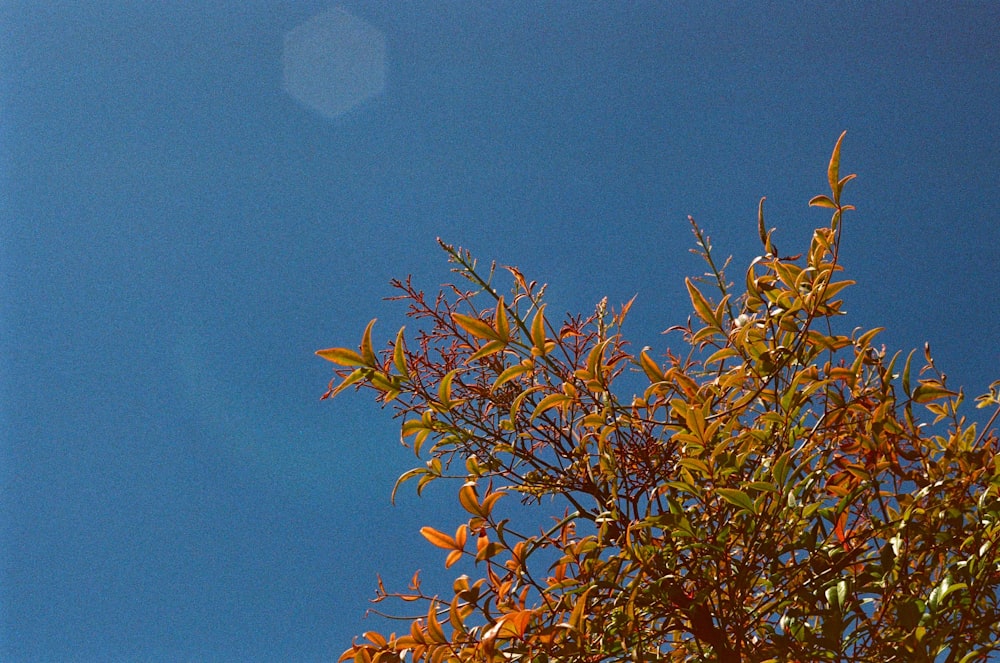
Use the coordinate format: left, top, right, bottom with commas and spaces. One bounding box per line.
2, 3, 998, 661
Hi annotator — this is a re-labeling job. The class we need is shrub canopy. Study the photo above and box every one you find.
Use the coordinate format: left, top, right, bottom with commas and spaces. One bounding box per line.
319, 134, 1000, 662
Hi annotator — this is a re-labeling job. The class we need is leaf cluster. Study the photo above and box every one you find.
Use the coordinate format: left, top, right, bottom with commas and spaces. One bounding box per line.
318, 133, 1000, 663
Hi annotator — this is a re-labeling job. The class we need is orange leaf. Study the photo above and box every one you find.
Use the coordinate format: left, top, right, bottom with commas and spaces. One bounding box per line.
421, 526, 458, 550
459, 484, 482, 517
426, 602, 448, 643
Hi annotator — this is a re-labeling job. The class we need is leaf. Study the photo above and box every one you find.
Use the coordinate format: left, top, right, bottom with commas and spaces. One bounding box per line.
828, 130, 847, 200
705, 347, 739, 367
480, 490, 505, 518
392, 327, 408, 378
316, 347, 367, 367
677, 457, 711, 476
391, 467, 427, 504
530, 305, 548, 354
639, 350, 665, 383
468, 340, 506, 362
494, 296, 510, 341
568, 586, 594, 632
902, 349, 916, 396
531, 393, 573, 420
913, 382, 958, 404
758, 196, 768, 246
809, 195, 837, 209
425, 602, 448, 643
716, 488, 756, 514
459, 483, 482, 517
363, 631, 388, 648
360, 318, 378, 366
685, 277, 716, 327
493, 363, 531, 391
324, 367, 368, 399
453, 312, 500, 341
438, 369, 459, 408
421, 526, 459, 550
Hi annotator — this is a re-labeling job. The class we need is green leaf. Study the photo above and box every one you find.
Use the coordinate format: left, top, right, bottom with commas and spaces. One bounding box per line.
716, 488, 756, 514
677, 457, 711, 477
902, 349, 916, 397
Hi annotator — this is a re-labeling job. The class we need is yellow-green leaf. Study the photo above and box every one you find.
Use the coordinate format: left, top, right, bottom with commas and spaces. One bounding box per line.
531, 393, 573, 420
316, 347, 367, 367
468, 340, 506, 362
685, 277, 716, 327
828, 130, 846, 200
639, 350, 665, 383
809, 195, 837, 209
530, 305, 547, 354
453, 313, 500, 341
438, 369, 459, 408
493, 363, 531, 391
494, 296, 510, 342
325, 368, 368, 399
716, 488, 756, 514
913, 382, 958, 404
392, 326, 408, 378
360, 318, 377, 366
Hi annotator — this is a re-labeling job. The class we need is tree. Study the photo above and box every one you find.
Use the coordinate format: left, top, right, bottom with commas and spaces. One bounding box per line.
317, 133, 1000, 662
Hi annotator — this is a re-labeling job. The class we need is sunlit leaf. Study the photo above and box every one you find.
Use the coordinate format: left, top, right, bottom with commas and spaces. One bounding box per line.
716, 488, 756, 514
685, 277, 716, 327
425, 602, 448, 643
913, 382, 958, 404
531, 393, 573, 420
452, 313, 500, 341
828, 130, 847, 201
493, 363, 531, 391
360, 318, 378, 367
639, 350, 665, 383
421, 526, 459, 550
494, 296, 510, 341
459, 484, 481, 517
316, 347, 367, 367
468, 340, 506, 362
530, 305, 547, 354
809, 195, 837, 209
392, 326, 409, 378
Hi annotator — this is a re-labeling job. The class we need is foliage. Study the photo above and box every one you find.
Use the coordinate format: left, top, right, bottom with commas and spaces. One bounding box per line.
318, 133, 1000, 662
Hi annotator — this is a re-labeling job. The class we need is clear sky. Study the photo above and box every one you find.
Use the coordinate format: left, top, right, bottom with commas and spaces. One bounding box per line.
2, 3, 998, 661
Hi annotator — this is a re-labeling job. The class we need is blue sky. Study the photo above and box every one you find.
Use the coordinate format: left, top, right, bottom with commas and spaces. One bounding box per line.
2, 3, 998, 661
